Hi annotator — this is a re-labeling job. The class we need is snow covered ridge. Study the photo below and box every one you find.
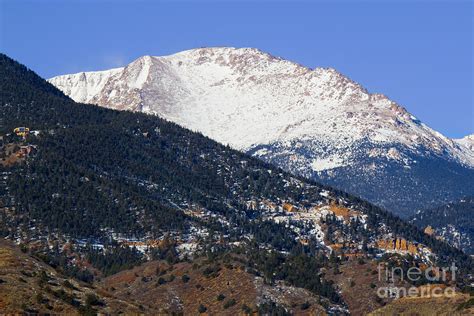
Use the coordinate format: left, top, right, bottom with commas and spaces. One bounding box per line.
48, 47, 473, 169
454, 134, 474, 152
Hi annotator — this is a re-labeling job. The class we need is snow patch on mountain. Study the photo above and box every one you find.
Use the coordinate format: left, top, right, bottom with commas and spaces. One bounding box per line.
311, 156, 347, 172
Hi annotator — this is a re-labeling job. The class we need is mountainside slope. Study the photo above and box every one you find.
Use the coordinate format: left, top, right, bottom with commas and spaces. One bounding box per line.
2, 52, 468, 261
98, 255, 331, 315
2, 53, 473, 314
48, 47, 474, 217
369, 293, 474, 316
411, 197, 474, 254
0, 239, 143, 314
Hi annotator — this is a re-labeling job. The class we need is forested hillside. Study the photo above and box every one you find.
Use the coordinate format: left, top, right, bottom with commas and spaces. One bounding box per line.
411, 197, 474, 254
1, 53, 472, 314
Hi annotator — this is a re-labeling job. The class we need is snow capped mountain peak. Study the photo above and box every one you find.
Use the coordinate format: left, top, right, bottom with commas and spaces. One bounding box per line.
47, 47, 474, 215
48, 46, 473, 167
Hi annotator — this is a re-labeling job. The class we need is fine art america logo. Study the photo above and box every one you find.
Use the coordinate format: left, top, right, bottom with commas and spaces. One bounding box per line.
376, 262, 457, 298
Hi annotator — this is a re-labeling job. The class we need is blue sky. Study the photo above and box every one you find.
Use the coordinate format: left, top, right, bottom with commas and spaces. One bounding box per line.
1, 0, 472, 138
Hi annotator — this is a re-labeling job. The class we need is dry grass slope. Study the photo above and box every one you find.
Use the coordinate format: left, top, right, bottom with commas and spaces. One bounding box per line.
0, 240, 143, 314
101, 257, 328, 315
368, 292, 474, 315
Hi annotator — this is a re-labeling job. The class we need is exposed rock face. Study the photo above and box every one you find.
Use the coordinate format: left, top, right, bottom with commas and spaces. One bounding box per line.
376, 238, 424, 255
48, 47, 474, 216
424, 226, 435, 236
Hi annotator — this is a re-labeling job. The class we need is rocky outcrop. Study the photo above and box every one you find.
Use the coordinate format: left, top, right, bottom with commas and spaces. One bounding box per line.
376, 238, 425, 256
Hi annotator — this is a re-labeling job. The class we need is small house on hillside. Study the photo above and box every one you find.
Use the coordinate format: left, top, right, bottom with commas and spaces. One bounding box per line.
283, 202, 297, 212
13, 127, 30, 137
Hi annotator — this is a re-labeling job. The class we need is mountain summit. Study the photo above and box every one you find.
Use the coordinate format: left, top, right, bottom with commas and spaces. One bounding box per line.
48, 47, 474, 216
